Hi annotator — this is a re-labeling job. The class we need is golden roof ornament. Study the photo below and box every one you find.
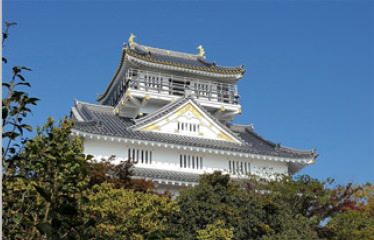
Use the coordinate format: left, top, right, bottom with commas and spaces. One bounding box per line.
196, 45, 205, 57
128, 33, 137, 45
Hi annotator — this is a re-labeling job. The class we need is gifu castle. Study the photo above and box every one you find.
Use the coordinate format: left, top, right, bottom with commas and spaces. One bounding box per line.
70, 34, 318, 194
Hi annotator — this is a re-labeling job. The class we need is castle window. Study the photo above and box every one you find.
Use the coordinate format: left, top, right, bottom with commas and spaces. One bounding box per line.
143, 74, 163, 91
169, 78, 190, 96
128, 148, 152, 164
179, 154, 203, 169
228, 160, 250, 174
177, 122, 200, 134
194, 82, 209, 97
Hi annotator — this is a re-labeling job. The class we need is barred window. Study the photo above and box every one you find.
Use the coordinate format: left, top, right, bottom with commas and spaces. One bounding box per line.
128, 148, 152, 164
177, 122, 200, 133
194, 82, 209, 97
180, 154, 203, 169
228, 160, 250, 174
144, 75, 163, 89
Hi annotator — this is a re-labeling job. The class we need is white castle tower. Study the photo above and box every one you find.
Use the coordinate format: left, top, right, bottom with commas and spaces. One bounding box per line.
70, 35, 317, 195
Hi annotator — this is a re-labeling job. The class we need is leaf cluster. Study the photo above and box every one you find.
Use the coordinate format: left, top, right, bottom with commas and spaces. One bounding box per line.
3, 118, 94, 239
168, 171, 318, 240
83, 182, 179, 239
87, 158, 156, 193
2, 65, 39, 160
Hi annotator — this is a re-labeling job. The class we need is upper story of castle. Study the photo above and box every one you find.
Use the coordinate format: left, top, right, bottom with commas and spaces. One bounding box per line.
96, 34, 246, 122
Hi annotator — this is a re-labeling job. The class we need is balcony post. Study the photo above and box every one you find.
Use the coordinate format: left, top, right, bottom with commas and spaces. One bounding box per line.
196, 79, 199, 99
208, 83, 212, 100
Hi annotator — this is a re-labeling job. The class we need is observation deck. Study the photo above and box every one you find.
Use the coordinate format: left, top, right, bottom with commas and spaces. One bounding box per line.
113, 69, 242, 121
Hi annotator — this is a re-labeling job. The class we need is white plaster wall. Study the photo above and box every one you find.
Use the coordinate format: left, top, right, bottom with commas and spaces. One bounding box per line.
83, 139, 128, 160
250, 158, 288, 177
140, 102, 166, 115
83, 138, 289, 177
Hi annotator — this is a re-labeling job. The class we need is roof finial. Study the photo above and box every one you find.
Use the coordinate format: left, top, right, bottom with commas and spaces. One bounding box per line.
196, 45, 205, 57
128, 33, 137, 45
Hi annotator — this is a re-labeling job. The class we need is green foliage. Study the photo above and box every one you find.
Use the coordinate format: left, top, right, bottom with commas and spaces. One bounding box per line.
258, 214, 318, 240
2, 23, 39, 162
246, 175, 358, 235
2, 64, 39, 161
326, 209, 374, 240
353, 182, 374, 215
3, 118, 94, 239
197, 220, 234, 240
83, 182, 179, 239
168, 171, 318, 240
242, 174, 374, 239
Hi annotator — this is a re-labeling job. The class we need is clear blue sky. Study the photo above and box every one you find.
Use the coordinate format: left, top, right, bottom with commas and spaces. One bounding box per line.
3, 0, 373, 185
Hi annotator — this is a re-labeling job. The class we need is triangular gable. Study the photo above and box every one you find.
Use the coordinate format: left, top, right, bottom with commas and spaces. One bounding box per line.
132, 99, 242, 143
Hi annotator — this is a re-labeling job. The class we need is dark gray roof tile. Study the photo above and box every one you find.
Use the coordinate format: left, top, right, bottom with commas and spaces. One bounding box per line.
126, 43, 245, 74
72, 100, 317, 161
133, 167, 200, 183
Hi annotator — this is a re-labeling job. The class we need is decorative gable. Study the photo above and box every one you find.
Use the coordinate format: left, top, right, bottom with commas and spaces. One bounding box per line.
133, 100, 242, 143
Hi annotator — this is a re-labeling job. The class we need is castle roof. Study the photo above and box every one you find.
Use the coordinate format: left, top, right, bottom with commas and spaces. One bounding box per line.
125, 43, 245, 74
96, 38, 245, 102
71, 98, 317, 174
133, 167, 200, 184
129, 96, 242, 143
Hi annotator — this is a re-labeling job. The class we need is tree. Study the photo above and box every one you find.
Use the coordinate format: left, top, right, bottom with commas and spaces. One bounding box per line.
321, 182, 374, 240
326, 209, 374, 240
87, 158, 155, 192
197, 220, 234, 240
168, 171, 318, 240
244, 174, 358, 237
2, 22, 38, 162
83, 182, 179, 239
353, 182, 374, 216
3, 118, 95, 239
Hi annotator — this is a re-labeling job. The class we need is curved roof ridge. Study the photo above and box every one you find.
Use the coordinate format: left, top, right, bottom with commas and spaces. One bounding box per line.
245, 126, 317, 156
278, 145, 317, 155
133, 43, 200, 60
230, 123, 254, 127
245, 127, 277, 148
132, 96, 189, 127
75, 100, 115, 117
127, 42, 245, 73
96, 48, 126, 101
76, 99, 114, 111
229, 123, 254, 131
